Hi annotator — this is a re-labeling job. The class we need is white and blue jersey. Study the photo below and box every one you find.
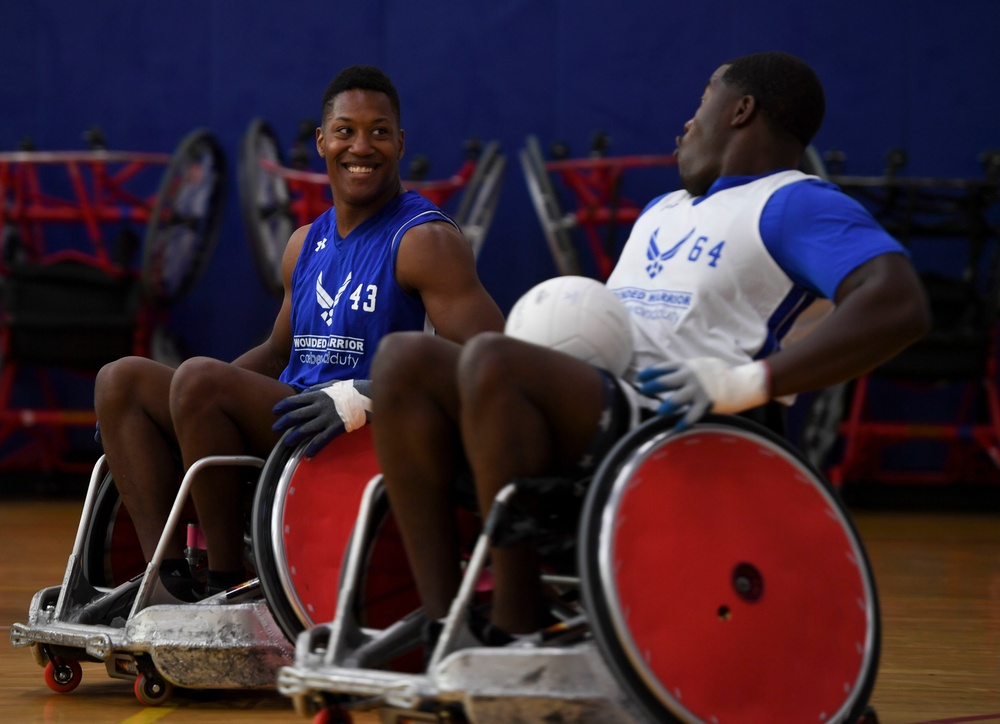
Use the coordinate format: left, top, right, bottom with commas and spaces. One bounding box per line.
606, 169, 906, 385
279, 190, 457, 391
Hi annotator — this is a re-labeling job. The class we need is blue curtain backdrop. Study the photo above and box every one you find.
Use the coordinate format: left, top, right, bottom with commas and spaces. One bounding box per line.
1, 0, 998, 360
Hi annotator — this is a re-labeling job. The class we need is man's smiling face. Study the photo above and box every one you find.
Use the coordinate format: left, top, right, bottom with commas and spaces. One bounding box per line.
317, 88, 404, 208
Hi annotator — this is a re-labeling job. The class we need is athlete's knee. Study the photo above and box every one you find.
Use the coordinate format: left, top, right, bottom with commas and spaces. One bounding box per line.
169, 356, 229, 423
94, 356, 156, 420
373, 332, 443, 395
457, 332, 520, 404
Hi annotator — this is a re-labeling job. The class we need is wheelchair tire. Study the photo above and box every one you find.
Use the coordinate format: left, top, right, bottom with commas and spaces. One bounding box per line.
252, 427, 384, 642
579, 415, 880, 724
142, 128, 227, 305
799, 382, 850, 472
519, 135, 582, 276
238, 118, 295, 296
80, 471, 146, 588
348, 484, 421, 633
455, 142, 506, 260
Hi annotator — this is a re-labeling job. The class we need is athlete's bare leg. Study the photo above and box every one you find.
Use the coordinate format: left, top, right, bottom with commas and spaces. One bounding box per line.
457, 332, 607, 634
94, 357, 184, 561
168, 357, 292, 574
371, 332, 467, 621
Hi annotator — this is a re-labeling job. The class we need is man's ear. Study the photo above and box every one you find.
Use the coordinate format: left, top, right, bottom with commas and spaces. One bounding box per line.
316, 126, 325, 158
732, 95, 757, 128
398, 128, 405, 160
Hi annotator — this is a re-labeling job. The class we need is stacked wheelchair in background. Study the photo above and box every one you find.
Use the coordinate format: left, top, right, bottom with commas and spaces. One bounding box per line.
801, 148, 1000, 490
0, 128, 227, 473
519, 131, 677, 280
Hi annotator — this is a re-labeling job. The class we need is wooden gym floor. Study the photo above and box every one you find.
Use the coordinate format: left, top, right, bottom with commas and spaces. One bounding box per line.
1, 484, 999, 723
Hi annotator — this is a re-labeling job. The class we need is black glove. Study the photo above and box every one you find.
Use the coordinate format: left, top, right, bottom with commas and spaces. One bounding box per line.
272, 379, 373, 457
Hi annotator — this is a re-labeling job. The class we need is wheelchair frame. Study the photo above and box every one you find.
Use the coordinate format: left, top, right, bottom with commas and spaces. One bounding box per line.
8, 452, 294, 705
278, 415, 881, 723
8, 427, 390, 706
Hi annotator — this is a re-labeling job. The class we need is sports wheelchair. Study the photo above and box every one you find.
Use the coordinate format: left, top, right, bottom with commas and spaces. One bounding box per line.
8, 426, 387, 706
276, 414, 882, 724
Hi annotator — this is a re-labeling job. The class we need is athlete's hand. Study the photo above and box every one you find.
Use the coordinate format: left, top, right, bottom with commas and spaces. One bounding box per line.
272, 379, 373, 457
636, 358, 770, 430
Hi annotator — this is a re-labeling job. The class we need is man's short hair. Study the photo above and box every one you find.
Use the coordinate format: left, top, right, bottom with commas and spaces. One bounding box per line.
321, 65, 401, 125
722, 52, 825, 147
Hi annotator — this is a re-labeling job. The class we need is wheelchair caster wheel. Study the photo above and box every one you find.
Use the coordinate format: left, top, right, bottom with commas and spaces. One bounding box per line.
134, 671, 174, 706
44, 657, 82, 693
857, 704, 880, 724
313, 704, 353, 724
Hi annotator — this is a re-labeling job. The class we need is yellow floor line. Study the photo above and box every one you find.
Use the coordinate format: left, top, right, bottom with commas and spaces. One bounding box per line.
118, 706, 179, 724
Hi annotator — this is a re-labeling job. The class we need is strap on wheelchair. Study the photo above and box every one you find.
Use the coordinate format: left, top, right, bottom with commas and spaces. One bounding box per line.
489, 475, 590, 558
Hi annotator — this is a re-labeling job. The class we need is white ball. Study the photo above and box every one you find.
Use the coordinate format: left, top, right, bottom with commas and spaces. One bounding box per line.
504, 275, 633, 376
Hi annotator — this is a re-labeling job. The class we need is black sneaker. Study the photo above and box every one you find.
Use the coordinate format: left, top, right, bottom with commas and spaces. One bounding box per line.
423, 612, 537, 668
467, 613, 517, 646
160, 568, 205, 603
76, 574, 143, 627
76, 569, 206, 626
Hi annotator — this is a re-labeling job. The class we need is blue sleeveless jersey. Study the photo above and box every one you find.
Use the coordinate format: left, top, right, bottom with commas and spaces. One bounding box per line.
279, 191, 457, 390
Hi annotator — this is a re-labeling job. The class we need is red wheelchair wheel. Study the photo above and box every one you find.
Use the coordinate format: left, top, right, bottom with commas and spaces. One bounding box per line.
580, 415, 880, 723
253, 427, 421, 648
81, 471, 147, 588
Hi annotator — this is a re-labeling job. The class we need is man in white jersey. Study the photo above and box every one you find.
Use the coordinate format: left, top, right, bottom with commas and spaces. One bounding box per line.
84, 66, 503, 622
370, 52, 931, 645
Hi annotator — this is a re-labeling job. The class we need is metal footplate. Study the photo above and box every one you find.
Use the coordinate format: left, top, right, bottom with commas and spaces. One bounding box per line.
124, 600, 294, 688
11, 597, 293, 690
278, 641, 645, 723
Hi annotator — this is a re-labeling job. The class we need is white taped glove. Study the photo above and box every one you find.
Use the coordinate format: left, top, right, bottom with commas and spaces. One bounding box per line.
636, 358, 770, 430
272, 379, 373, 457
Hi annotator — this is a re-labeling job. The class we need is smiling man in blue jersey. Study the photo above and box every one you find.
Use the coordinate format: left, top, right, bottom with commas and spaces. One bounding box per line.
85, 65, 503, 622
370, 52, 931, 647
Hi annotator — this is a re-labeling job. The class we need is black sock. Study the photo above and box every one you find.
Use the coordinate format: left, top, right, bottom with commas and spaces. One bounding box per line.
468, 611, 515, 646
159, 558, 203, 602
160, 558, 193, 578
206, 568, 246, 595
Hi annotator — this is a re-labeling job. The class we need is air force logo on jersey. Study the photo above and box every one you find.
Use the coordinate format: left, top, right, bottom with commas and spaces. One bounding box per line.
289, 270, 365, 371
645, 227, 694, 278
613, 225, 701, 325
317, 271, 352, 326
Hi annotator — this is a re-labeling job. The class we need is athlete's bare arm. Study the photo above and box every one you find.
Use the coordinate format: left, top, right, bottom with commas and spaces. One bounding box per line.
231, 224, 310, 377
767, 253, 930, 397
395, 220, 505, 341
